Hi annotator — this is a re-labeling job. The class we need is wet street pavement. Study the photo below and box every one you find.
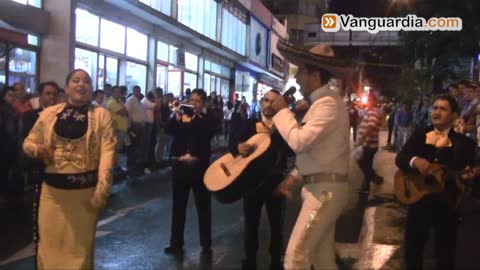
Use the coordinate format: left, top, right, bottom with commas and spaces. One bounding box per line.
1, 131, 479, 270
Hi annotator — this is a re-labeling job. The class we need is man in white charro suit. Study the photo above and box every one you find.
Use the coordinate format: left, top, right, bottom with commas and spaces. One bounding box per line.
271, 40, 352, 270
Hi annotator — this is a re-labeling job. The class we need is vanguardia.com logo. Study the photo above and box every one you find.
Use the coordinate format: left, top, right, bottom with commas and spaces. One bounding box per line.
321, 14, 462, 34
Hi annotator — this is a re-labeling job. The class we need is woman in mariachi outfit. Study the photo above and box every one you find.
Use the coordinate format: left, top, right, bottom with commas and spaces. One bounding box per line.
23, 69, 117, 269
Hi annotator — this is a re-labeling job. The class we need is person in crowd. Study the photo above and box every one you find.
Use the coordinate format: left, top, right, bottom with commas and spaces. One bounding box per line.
22, 81, 59, 138
448, 83, 461, 102
163, 89, 216, 256
384, 99, 396, 149
460, 83, 479, 139
20, 81, 59, 195
125, 85, 148, 174
249, 97, 259, 119
155, 90, 172, 162
271, 41, 351, 270
356, 93, 384, 191
56, 88, 67, 104
209, 94, 224, 144
12, 82, 33, 117
182, 88, 192, 102
207, 91, 217, 109
348, 101, 359, 142
0, 86, 19, 207
162, 93, 176, 160
456, 79, 470, 109
240, 96, 249, 119
23, 69, 116, 269
223, 100, 234, 141
143, 90, 157, 166
395, 103, 413, 148
102, 83, 113, 107
230, 94, 246, 149
107, 86, 129, 172
414, 94, 432, 130
396, 95, 475, 270
152, 88, 167, 163
92, 90, 105, 107
230, 90, 293, 270
120, 86, 128, 103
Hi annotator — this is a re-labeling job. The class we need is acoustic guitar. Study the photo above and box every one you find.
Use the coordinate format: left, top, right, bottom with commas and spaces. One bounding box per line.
394, 163, 475, 208
203, 132, 278, 203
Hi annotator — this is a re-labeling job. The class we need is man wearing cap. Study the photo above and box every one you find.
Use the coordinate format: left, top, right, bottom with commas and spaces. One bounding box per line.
271, 40, 351, 270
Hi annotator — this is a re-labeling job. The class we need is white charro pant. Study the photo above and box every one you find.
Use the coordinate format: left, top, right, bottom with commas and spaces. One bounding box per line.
284, 180, 350, 270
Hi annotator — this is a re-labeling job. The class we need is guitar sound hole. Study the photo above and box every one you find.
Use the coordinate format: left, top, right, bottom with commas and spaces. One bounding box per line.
425, 175, 436, 185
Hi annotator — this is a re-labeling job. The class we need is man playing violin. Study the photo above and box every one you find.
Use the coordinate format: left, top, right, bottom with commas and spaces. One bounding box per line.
395, 95, 476, 270
229, 89, 294, 270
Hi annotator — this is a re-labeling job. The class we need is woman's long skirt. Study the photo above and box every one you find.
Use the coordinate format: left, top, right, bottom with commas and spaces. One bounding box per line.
37, 183, 98, 269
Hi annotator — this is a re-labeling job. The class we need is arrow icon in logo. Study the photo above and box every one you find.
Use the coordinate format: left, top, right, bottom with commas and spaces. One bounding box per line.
322, 14, 337, 30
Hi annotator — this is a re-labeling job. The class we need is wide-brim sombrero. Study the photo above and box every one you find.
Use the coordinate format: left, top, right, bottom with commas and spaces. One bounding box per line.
277, 39, 355, 78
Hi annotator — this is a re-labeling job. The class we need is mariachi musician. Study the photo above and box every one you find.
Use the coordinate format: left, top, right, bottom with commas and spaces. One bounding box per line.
395, 95, 476, 270
163, 89, 216, 256
229, 90, 294, 270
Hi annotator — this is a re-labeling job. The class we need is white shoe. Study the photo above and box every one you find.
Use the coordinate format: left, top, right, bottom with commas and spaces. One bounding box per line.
144, 168, 152, 174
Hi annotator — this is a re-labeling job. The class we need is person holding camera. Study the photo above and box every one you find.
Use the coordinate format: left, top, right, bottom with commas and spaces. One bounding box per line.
163, 89, 216, 256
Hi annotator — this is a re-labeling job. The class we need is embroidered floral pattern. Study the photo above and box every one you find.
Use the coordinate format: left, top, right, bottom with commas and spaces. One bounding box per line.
53, 134, 87, 170
59, 108, 86, 122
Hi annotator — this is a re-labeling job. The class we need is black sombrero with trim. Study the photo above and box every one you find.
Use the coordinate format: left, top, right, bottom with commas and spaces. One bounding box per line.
277, 39, 354, 78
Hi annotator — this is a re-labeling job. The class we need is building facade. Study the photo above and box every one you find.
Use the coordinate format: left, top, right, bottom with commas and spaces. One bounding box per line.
0, 0, 288, 100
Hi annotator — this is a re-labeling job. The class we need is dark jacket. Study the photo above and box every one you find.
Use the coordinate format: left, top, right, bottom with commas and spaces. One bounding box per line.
165, 111, 216, 162
396, 126, 475, 174
229, 117, 294, 185
22, 108, 43, 139
0, 103, 19, 157
19, 108, 45, 169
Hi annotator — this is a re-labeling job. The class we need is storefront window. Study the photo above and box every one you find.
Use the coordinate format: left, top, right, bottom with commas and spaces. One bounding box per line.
106, 57, 118, 86
100, 19, 126, 54
9, 48, 37, 93
221, 79, 230, 100
139, 0, 171, 15
75, 48, 98, 89
11, 0, 41, 8
126, 62, 146, 94
98, 55, 105, 90
156, 65, 167, 91
204, 59, 231, 98
184, 72, 197, 93
157, 41, 169, 62
221, 9, 246, 55
204, 73, 211, 94
235, 70, 254, 104
169, 46, 178, 65
168, 66, 181, 97
178, 0, 217, 40
75, 8, 99, 46
185, 52, 198, 72
126, 28, 148, 61
28, 35, 38, 46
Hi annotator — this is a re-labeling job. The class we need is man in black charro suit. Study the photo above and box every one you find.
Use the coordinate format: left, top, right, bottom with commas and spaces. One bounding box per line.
395, 95, 476, 270
229, 90, 294, 270
163, 89, 216, 256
